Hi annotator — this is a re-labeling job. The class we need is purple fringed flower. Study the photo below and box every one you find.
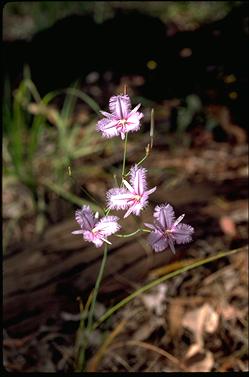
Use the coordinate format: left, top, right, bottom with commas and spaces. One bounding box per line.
72, 205, 121, 248
107, 165, 157, 218
96, 95, 143, 140
144, 203, 194, 254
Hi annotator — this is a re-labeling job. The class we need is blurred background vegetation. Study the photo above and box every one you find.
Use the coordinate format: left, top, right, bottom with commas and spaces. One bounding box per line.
3, 1, 241, 40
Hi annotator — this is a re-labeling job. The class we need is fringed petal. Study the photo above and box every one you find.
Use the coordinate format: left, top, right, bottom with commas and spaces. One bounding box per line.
82, 230, 103, 248
75, 205, 96, 231
109, 95, 131, 118
130, 165, 148, 195
154, 203, 176, 229
173, 223, 194, 245
125, 111, 143, 133
106, 188, 133, 210
148, 231, 168, 252
94, 216, 121, 236
96, 118, 119, 138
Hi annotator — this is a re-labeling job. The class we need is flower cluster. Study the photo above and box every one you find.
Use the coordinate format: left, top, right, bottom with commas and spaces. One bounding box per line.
72, 94, 194, 253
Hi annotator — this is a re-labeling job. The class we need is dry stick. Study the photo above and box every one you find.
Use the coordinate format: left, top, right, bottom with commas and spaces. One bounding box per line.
132, 108, 154, 171
86, 317, 128, 372
150, 108, 154, 149
93, 246, 246, 330
110, 340, 182, 369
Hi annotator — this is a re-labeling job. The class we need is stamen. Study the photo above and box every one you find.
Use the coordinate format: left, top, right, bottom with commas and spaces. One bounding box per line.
134, 194, 141, 201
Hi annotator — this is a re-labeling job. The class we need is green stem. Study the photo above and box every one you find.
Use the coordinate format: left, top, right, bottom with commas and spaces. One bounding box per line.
87, 243, 109, 332
92, 246, 245, 330
77, 244, 109, 371
121, 133, 128, 181
116, 229, 142, 238
124, 146, 150, 177
116, 228, 151, 238
136, 151, 149, 168
141, 228, 151, 233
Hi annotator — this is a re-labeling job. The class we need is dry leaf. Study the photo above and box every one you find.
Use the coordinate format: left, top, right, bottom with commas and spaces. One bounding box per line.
87, 318, 128, 372
184, 344, 214, 372
168, 299, 184, 338
141, 283, 167, 316
182, 303, 219, 347
218, 304, 243, 321
133, 317, 165, 341
219, 216, 237, 237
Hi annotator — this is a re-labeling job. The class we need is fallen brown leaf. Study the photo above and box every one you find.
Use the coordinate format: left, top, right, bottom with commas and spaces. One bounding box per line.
183, 343, 214, 372
141, 283, 167, 316
168, 299, 184, 338
219, 216, 237, 238
182, 303, 219, 347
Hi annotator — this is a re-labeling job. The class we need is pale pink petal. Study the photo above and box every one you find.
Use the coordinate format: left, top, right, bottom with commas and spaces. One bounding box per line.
130, 165, 147, 195
125, 111, 143, 133
72, 230, 84, 235
106, 188, 133, 210
173, 223, 194, 244
98, 236, 112, 245
124, 206, 136, 218
92, 239, 104, 248
137, 194, 150, 212
122, 179, 134, 193
145, 186, 157, 196
120, 131, 126, 140
148, 231, 168, 252
129, 103, 141, 114
93, 216, 121, 236
173, 214, 185, 227
109, 95, 131, 118
100, 110, 114, 119
75, 205, 96, 231
82, 230, 103, 248
144, 222, 156, 230
154, 204, 176, 229
131, 201, 145, 216
96, 118, 119, 138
